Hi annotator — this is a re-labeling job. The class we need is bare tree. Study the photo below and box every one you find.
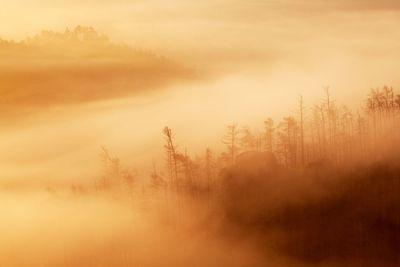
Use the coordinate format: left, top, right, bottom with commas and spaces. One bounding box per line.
277, 117, 299, 167
240, 126, 257, 151
264, 118, 275, 153
222, 124, 240, 164
163, 126, 179, 189
99, 146, 121, 189
150, 161, 164, 190
298, 95, 305, 166
205, 148, 213, 205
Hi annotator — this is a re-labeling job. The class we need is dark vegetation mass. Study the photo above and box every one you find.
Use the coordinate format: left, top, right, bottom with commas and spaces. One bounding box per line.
80, 87, 400, 266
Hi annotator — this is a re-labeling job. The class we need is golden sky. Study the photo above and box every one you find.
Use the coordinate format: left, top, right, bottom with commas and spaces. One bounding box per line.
2, 0, 400, 60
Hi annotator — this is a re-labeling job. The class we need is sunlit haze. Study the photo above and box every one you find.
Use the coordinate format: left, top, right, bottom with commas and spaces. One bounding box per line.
1, 1, 400, 267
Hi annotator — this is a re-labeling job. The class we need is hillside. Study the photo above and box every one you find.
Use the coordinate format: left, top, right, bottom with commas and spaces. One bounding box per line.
0, 26, 195, 120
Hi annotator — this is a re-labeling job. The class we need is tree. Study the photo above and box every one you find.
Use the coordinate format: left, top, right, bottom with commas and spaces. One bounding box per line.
205, 148, 213, 205
99, 146, 121, 189
163, 126, 179, 189
277, 117, 299, 167
222, 124, 240, 164
367, 89, 381, 149
395, 94, 400, 110
298, 95, 305, 166
264, 118, 275, 153
312, 104, 327, 159
240, 126, 257, 151
150, 162, 164, 190
176, 149, 195, 193
324, 87, 340, 163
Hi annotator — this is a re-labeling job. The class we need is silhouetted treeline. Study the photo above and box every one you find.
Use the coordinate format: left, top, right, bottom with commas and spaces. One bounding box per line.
91, 86, 400, 200
79, 87, 400, 266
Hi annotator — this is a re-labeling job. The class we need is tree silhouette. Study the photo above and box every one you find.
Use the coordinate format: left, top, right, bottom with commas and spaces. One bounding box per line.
163, 126, 179, 190
298, 95, 305, 166
277, 117, 299, 167
264, 118, 275, 153
222, 124, 240, 164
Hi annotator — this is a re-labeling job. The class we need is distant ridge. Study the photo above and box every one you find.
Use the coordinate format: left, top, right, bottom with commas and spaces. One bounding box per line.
0, 26, 195, 120
27, 26, 110, 44
1, 26, 108, 46
0, 26, 161, 60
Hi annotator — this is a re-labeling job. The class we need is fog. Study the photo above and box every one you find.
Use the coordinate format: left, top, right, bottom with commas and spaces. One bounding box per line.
1, 151, 399, 267
1, 1, 400, 266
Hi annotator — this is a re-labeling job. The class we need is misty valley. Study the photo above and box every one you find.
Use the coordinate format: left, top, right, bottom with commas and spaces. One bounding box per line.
1, 13, 400, 267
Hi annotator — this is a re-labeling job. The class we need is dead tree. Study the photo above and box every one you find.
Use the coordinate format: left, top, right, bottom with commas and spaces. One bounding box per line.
205, 148, 213, 205
264, 118, 275, 153
298, 95, 305, 166
240, 126, 257, 151
163, 126, 179, 190
277, 117, 299, 167
222, 124, 240, 164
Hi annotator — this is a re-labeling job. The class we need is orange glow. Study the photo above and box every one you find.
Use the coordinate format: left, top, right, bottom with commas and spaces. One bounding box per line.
1, 2, 400, 267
